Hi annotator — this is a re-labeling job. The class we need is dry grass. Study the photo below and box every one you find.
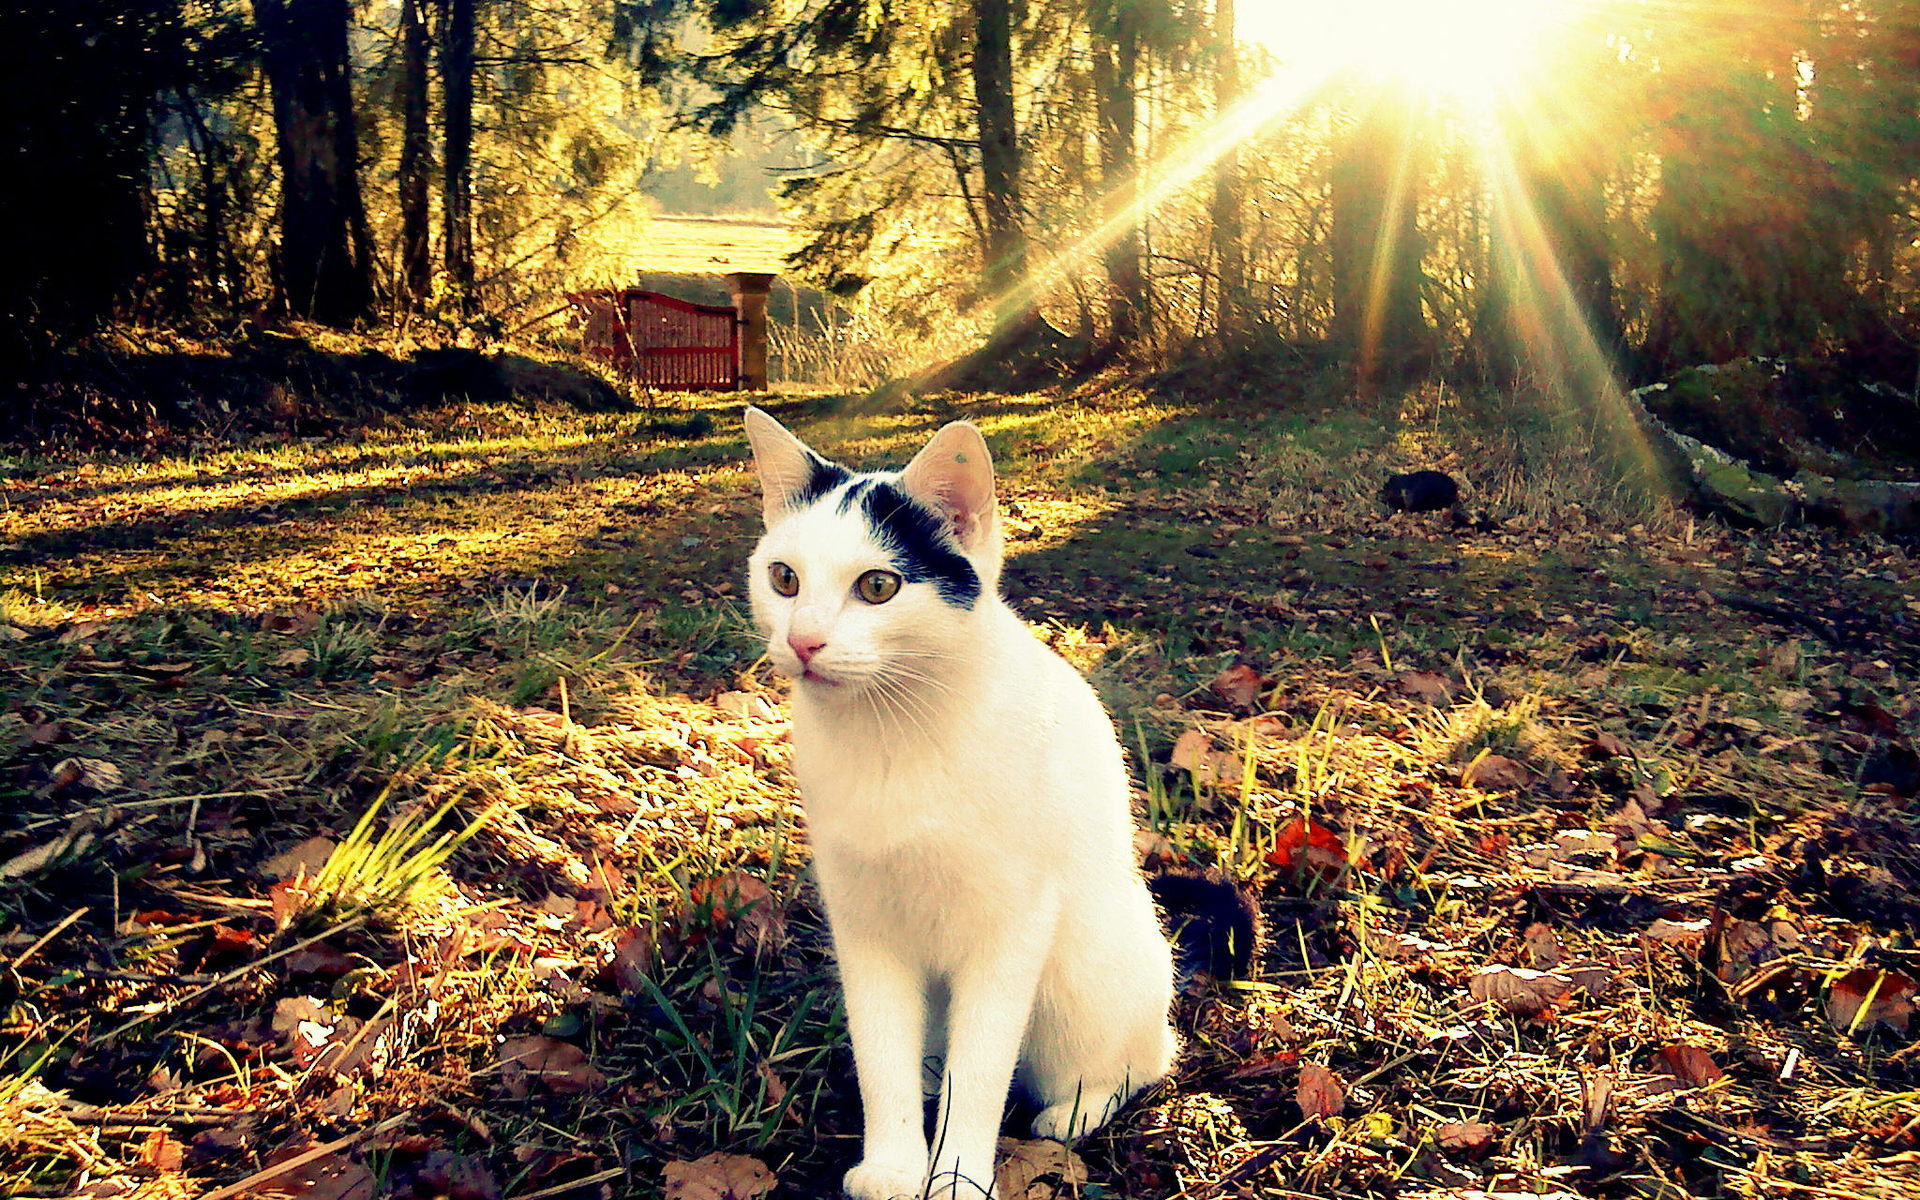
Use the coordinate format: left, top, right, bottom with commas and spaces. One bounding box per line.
1, 381, 1917, 1199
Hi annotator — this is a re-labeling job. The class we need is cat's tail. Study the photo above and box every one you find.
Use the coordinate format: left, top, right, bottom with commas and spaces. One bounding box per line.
1148, 868, 1260, 982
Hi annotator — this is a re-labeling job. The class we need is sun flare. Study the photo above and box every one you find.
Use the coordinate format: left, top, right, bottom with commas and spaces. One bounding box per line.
1241, 0, 1586, 106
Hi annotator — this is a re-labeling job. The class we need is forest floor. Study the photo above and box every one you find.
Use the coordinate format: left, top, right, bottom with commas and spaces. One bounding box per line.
2, 379, 1919, 1200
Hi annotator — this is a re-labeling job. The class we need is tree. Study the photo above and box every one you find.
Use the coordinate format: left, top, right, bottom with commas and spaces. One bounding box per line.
254, 0, 374, 324
969, 0, 1035, 339
1092, 0, 1148, 348
440, 0, 476, 316
396, 0, 433, 310
1209, 0, 1247, 342
1329, 81, 1428, 385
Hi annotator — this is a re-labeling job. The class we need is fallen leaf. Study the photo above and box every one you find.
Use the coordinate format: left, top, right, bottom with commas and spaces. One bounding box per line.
1827, 968, 1918, 1035
1643, 917, 1712, 953
271, 996, 334, 1035
416, 1151, 503, 1200
1397, 670, 1454, 705
1266, 815, 1350, 884
0, 817, 98, 880
1468, 965, 1572, 1016
1435, 1121, 1497, 1155
274, 647, 313, 668
138, 1130, 184, 1171
48, 756, 123, 793
261, 836, 338, 881
687, 871, 785, 952
1654, 1043, 1724, 1087
1170, 730, 1244, 789
498, 1036, 606, 1098
995, 1137, 1089, 1199
662, 1152, 776, 1200
1296, 1061, 1345, 1119
1523, 922, 1562, 969
1769, 641, 1801, 676
608, 926, 654, 992
1464, 754, 1530, 791
1586, 731, 1631, 760
1716, 919, 1782, 984
1211, 663, 1264, 710
1135, 827, 1177, 868
1562, 960, 1619, 999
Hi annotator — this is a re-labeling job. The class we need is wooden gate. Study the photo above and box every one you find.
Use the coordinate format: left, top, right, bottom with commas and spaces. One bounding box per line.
569, 288, 739, 390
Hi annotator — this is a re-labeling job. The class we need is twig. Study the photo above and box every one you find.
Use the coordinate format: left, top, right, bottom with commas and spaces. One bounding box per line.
1712, 592, 1845, 646
96, 916, 362, 1044
505, 1166, 626, 1200
9, 905, 88, 970
196, 1109, 414, 1200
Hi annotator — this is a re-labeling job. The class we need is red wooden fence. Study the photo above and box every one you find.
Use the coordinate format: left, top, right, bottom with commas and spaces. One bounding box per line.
568, 288, 739, 390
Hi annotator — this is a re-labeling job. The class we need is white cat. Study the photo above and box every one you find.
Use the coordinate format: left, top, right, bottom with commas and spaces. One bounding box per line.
743, 408, 1179, 1200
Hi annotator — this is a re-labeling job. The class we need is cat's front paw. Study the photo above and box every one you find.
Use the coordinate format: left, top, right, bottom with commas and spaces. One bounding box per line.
843, 1159, 926, 1200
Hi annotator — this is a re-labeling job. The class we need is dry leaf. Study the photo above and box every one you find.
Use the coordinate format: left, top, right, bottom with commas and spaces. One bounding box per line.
1654, 1043, 1724, 1087
0, 817, 98, 880
417, 1152, 503, 1200
261, 836, 338, 881
1211, 663, 1264, 710
48, 756, 123, 793
1464, 754, 1530, 791
1523, 922, 1563, 969
498, 1036, 606, 1098
1397, 670, 1454, 705
1296, 1061, 1346, 1119
1435, 1121, 1497, 1155
1563, 959, 1619, 999
1827, 968, 1919, 1035
138, 1129, 184, 1171
1716, 919, 1781, 984
1468, 965, 1572, 1016
1586, 731, 1631, 760
271, 996, 334, 1035
661, 1152, 776, 1200
1768, 641, 1801, 676
1643, 917, 1712, 953
1135, 828, 1177, 868
1266, 816, 1350, 886
274, 647, 313, 668
995, 1137, 1090, 1198
688, 871, 785, 952
1170, 730, 1243, 789
608, 926, 654, 993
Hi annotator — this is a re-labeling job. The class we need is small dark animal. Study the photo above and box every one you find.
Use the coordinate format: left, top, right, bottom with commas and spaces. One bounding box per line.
1380, 470, 1461, 513
1148, 869, 1261, 982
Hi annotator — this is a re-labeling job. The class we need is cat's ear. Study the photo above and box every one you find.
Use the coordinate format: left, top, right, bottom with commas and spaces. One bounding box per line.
900, 421, 997, 552
744, 406, 833, 525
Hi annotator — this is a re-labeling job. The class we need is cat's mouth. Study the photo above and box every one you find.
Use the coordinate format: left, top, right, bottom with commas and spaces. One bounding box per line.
800, 665, 842, 687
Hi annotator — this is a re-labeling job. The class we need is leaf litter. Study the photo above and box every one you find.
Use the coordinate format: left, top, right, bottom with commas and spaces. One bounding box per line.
2, 386, 1919, 1199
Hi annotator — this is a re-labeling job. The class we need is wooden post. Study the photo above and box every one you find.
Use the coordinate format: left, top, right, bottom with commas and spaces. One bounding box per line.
726, 272, 776, 391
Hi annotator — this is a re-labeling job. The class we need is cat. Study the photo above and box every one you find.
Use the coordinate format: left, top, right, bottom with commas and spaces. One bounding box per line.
743, 407, 1182, 1200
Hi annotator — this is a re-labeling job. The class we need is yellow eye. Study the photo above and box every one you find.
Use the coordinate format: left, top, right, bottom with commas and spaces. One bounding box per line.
855, 570, 901, 604
768, 561, 799, 596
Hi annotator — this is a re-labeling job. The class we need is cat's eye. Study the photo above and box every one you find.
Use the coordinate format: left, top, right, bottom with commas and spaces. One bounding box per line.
854, 570, 901, 605
768, 561, 799, 596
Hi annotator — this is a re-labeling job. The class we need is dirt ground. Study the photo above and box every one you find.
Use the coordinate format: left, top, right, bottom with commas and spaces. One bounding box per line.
3, 381, 1918, 1200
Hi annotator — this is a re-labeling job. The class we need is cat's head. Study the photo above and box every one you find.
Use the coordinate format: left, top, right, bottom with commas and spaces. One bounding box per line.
742, 408, 1002, 695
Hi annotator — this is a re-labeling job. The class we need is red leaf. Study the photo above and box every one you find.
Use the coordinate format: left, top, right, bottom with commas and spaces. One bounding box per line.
1211, 663, 1265, 710
1296, 1062, 1345, 1120
1267, 816, 1346, 870
1654, 1043, 1723, 1087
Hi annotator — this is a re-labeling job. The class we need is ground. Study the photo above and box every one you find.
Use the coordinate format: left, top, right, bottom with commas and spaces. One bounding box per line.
2, 381, 1918, 1200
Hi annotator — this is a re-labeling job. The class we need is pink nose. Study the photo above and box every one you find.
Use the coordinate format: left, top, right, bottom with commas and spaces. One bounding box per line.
787, 634, 825, 665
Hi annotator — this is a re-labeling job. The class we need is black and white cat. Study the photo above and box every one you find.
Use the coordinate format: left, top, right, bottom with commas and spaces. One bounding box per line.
744, 408, 1179, 1200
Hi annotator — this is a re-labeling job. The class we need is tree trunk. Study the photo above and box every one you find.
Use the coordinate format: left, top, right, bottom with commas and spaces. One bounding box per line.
1092, 0, 1147, 349
1329, 82, 1427, 386
254, 0, 373, 324
970, 0, 1032, 337
442, 0, 476, 316
397, 0, 433, 310
1210, 0, 1247, 342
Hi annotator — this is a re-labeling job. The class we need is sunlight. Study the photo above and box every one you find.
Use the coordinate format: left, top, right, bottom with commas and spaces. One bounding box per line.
1243, 0, 1586, 106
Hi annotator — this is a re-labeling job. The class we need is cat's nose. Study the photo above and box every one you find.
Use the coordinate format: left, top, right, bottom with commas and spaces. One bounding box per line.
787, 634, 826, 664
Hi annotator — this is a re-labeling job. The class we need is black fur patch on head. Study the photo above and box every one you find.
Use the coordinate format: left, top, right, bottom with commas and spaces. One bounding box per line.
1149, 868, 1260, 982
791, 456, 852, 509
858, 480, 981, 608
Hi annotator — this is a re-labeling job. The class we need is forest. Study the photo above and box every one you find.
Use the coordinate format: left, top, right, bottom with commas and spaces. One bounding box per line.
3, 1, 1920, 1199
